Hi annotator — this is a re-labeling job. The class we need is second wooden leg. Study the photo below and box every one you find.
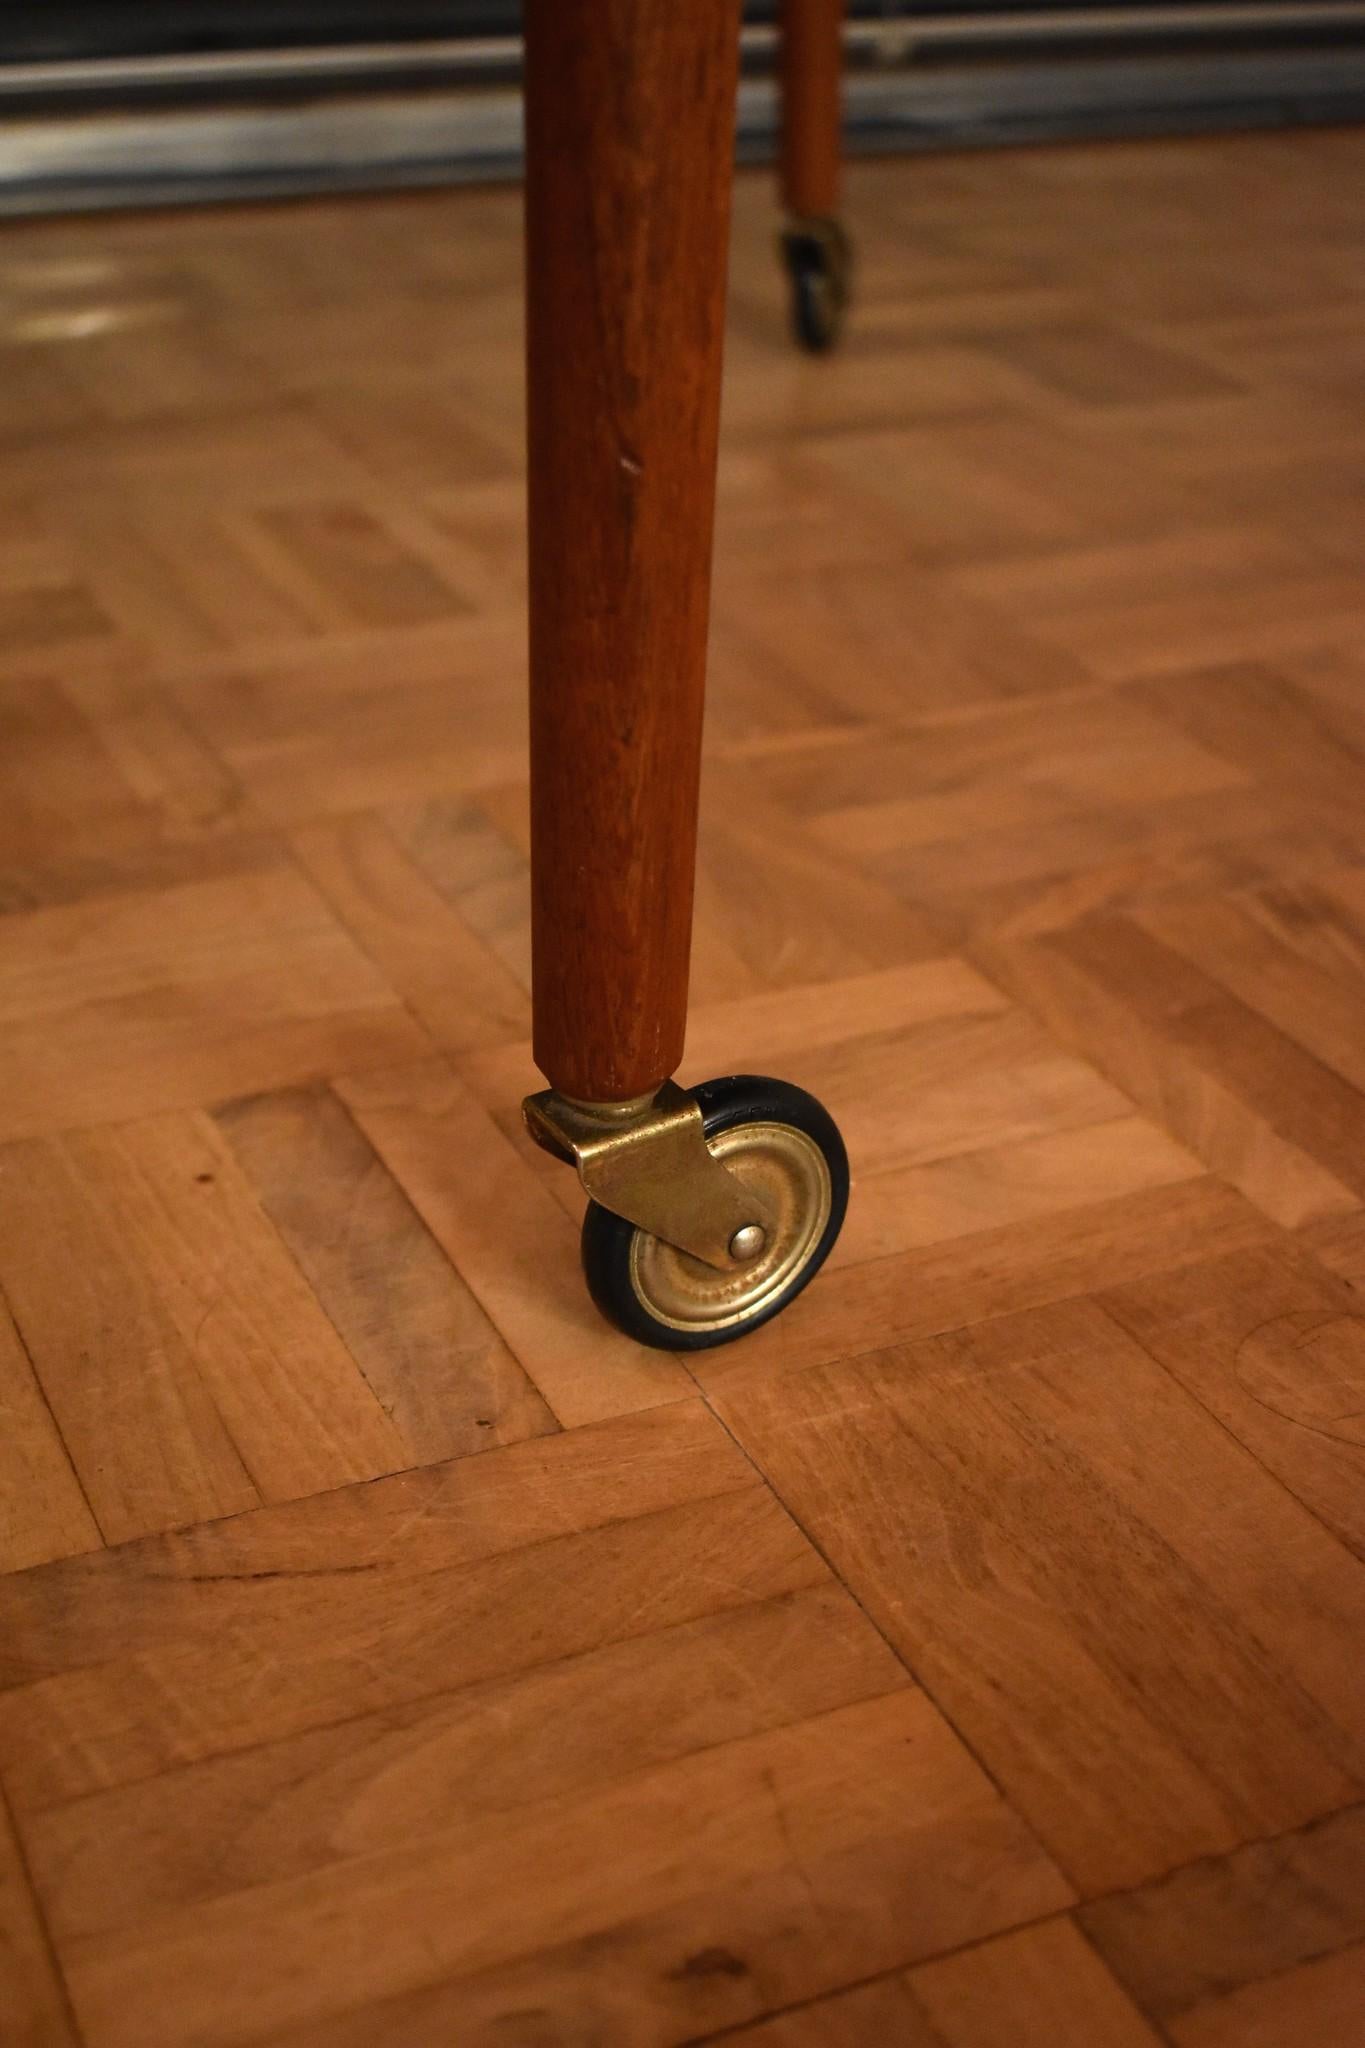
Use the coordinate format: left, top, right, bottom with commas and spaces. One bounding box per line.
777, 0, 852, 351
779, 0, 844, 221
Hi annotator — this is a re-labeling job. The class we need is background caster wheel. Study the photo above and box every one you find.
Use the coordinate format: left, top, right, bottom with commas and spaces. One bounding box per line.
582, 1074, 849, 1350
781, 218, 851, 353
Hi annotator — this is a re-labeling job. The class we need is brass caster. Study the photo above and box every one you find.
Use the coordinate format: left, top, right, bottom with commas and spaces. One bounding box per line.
780, 215, 852, 353
529, 1074, 848, 1352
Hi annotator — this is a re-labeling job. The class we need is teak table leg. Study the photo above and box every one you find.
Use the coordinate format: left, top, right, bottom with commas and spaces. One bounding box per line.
520, 0, 850, 1351
777, 0, 852, 351
523, 0, 739, 1110
780, 0, 844, 223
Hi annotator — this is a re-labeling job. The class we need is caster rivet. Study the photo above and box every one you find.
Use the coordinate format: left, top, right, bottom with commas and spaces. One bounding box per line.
729, 1224, 767, 1263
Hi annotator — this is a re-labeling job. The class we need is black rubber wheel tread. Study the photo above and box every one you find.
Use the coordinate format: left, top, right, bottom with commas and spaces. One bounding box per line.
783, 225, 850, 353
581, 1074, 849, 1351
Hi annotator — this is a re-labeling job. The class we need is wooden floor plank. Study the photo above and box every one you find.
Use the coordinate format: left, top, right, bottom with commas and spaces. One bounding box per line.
693, 1175, 1274, 1391
908, 1917, 1164, 2048
0, 671, 167, 890
60, 1692, 1067, 2048
0, 1790, 79, 2048
22, 1585, 905, 1940
0, 1397, 1067, 2048
213, 1084, 556, 1466
1303, 1206, 1365, 1291
336, 1057, 698, 1425
289, 813, 531, 1055
1170, 1940, 1365, 2048
834, 1115, 1199, 1266
0, 1295, 99, 1574
259, 1844, 1045, 2048
713, 1298, 1365, 1892
1101, 1239, 1365, 1558
0, 861, 427, 1142
714, 1974, 943, 2047
1044, 914, 1365, 1206
720, 1916, 1164, 2046
163, 617, 529, 823
0, 1409, 800, 1850
59, 657, 251, 840
0, 1110, 410, 1542
1079, 1801, 1365, 2032
1136, 890, 1365, 1095
382, 787, 534, 998
980, 922, 1363, 1229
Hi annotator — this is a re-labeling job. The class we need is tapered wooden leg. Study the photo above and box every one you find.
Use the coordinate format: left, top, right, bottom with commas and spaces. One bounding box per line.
522, 2, 852, 1351
778, 0, 845, 223
523, 0, 742, 1105
777, 0, 850, 351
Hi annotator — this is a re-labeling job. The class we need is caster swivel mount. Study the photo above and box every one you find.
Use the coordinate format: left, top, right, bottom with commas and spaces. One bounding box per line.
781, 215, 851, 353
524, 1075, 849, 1350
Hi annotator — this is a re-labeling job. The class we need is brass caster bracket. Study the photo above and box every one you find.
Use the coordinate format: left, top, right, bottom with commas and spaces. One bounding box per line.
522, 1080, 774, 1274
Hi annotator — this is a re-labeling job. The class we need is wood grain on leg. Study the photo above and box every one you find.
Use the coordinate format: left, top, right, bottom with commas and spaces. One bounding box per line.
524, 0, 741, 1098
779, 0, 845, 221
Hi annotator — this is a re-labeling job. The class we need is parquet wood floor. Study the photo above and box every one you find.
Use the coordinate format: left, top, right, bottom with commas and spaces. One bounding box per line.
3, 127, 1365, 2046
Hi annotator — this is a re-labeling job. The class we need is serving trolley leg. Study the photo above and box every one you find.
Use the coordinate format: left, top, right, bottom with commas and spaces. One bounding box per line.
778, 0, 852, 351
520, 0, 849, 1350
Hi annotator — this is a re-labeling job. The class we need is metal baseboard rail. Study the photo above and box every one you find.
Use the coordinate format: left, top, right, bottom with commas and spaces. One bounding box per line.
1, 5, 1363, 101
2, 47, 1364, 216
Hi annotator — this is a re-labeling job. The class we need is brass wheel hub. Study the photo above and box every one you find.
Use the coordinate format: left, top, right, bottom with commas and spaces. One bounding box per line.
628, 1120, 832, 1333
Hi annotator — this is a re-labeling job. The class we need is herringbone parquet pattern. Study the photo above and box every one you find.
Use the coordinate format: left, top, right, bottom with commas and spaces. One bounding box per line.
2, 128, 1365, 2046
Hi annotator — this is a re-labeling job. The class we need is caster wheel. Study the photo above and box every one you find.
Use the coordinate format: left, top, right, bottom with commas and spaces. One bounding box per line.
582, 1074, 849, 1351
781, 218, 851, 353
